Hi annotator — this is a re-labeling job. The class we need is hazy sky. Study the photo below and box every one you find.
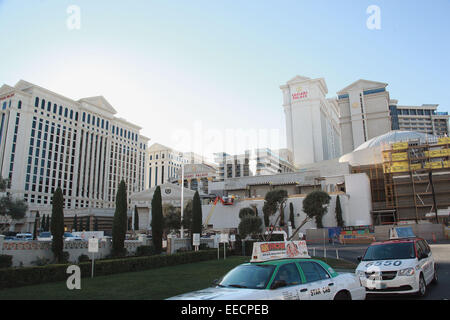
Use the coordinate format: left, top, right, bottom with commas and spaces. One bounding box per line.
1, 0, 449, 161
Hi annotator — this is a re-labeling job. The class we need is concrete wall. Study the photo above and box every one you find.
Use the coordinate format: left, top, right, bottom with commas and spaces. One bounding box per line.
1, 239, 145, 267
374, 223, 445, 241
304, 223, 446, 244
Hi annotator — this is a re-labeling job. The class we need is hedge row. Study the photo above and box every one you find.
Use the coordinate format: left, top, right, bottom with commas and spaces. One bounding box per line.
0, 255, 13, 269
0, 249, 218, 290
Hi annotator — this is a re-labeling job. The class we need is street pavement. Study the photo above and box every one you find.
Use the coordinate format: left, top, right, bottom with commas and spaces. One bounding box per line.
308, 241, 450, 300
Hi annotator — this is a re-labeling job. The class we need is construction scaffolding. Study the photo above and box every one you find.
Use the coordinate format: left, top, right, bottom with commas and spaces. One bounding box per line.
382, 137, 450, 223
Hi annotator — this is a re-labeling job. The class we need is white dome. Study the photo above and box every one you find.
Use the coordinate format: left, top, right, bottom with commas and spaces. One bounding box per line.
354, 131, 437, 152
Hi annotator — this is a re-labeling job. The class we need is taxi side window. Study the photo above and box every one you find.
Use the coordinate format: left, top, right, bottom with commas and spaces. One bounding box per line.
417, 240, 430, 255
273, 263, 302, 287
298, 261, 330, 283
421, 240, 431, 254
415, 241, 425, 258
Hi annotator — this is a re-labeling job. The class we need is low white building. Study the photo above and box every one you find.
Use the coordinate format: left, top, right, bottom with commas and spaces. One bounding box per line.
130, 183, 195, 230
202, 173, 372, 233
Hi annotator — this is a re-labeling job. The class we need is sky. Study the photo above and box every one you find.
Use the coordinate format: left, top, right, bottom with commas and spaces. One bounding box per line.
1, 0, 449, 161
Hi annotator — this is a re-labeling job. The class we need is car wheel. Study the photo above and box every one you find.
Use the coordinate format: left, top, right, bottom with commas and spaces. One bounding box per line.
417, 274, 427, 297
334, 291, 351, 300
431, 266, 438, 285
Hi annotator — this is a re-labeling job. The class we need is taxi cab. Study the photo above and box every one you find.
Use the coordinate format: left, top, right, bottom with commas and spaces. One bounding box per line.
168, 241, 366, 300
355, 236, 437, 296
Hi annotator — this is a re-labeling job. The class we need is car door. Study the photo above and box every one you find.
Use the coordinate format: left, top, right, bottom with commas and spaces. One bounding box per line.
269, 263, 303, 300
297, 261, 336, 300
417, 240, 433, 283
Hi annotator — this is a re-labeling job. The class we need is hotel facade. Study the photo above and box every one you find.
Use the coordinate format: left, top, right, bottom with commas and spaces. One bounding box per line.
280, 76, 342, 167
0, 80, 149, 230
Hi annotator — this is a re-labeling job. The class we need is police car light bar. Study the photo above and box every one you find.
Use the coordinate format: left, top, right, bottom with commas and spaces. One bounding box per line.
251, 241, 310, 263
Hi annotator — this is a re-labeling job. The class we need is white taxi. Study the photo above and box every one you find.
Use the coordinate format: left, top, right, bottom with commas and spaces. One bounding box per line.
168, 241, 366, 300
356, 237, 437, 296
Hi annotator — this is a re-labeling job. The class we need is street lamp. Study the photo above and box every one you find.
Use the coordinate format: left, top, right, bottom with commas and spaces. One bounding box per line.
180, 163, 184, 238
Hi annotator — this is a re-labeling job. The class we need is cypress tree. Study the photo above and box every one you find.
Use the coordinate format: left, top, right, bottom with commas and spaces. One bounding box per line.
112, 180, 128, 256
33, 212, 40, 240
46, 215, 50, 232
51, 188, 65, 262
151, 186, 163, 254
134, 205, 139, 231
191, 191, 203, 247
73, 215, 78, 232
85, 216, 91, 231
335, 195, 344, 227
289, 202, 296, 229
94, 217, 99, 231
41, 214, 46, 232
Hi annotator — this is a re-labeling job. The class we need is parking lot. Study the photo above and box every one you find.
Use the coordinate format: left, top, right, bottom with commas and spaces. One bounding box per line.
309, 241, 450, 300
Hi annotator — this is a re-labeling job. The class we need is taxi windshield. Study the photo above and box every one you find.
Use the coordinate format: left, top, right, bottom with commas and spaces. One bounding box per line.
362, 242, 416, 261
219, 264, 276, 290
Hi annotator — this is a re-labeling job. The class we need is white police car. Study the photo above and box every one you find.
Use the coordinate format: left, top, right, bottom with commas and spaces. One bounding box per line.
168, 241, 366, 300
355, 237, 437, 296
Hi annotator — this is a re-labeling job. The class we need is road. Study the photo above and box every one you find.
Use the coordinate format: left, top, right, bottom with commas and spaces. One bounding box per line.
308, 241, 450, 300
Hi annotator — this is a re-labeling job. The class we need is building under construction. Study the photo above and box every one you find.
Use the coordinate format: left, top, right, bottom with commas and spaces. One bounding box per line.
342, 131, 450, 225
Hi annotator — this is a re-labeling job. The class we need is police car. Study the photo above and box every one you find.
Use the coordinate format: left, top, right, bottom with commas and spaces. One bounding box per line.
168, 241, 366, 300
355, 234, 437, 296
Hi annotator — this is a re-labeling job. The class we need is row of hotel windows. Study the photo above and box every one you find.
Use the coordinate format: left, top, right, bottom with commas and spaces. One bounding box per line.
396, 109, 436, 116
149, 153, 186, 162
337, 88, 386, 100
34, 97, 145, 147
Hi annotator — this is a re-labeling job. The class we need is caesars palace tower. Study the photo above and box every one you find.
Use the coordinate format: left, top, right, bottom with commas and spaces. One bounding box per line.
280, 75, 342, 167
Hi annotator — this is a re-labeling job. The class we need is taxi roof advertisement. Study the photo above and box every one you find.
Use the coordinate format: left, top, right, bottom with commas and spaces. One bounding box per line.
251, 241, 310, 263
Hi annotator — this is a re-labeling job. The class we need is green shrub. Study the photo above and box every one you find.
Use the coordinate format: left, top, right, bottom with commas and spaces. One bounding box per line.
135, 245, 155, 257
0, 250, 217, 289
0, 255, 12, 269
78, 254, 90, 263
31, 257, 51, 267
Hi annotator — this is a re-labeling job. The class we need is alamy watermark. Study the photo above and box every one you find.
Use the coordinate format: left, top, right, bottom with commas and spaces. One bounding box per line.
66, 265, 81, 290
366, 5, 381, 30
67, 5, 81, 30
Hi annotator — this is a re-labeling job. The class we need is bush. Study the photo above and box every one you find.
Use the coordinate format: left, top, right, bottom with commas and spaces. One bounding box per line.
110, 248, 128, 259
0, 250, 218, 289
199, 243, 209, 250
78, 254, 90, 263
0, 255, 12, 269
31, 257, 51, 267
135, 245, 155, 257
234, 239, 257, 256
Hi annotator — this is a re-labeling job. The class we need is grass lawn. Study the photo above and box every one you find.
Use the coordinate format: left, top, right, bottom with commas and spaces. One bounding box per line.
0, 256, 357, 300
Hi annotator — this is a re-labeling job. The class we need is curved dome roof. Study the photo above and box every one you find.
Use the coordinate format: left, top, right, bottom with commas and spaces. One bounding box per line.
354, 131, 437, 151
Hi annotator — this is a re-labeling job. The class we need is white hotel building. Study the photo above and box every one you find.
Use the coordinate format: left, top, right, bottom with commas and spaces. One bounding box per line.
280, 76, 342, 167
0, 80, 149, 229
